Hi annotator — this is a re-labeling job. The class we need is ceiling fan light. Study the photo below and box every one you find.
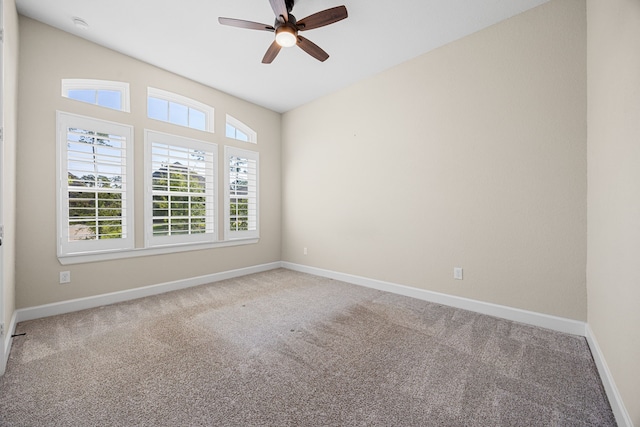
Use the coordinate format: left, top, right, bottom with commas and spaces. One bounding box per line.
275, 27, 297, 47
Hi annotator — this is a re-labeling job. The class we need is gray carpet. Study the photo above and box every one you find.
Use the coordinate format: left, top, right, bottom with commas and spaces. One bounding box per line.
0, 269, 615, 426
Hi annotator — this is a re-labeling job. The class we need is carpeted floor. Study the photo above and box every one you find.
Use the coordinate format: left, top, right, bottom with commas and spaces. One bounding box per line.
0, 269, 615, 426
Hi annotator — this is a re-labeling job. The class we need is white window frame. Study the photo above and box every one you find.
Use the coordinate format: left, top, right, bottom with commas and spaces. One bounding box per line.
225, 114, 257, 143
147, 87, 214, 133
56, 111, 135, 257
144, 130, 217, 248
224, 146, 259, 241
61, 79, 131, 112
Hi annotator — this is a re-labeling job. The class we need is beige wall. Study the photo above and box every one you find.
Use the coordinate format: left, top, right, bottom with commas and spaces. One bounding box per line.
2, 0, 19, 362
16, 17, 281, 308
282, 0, 587, 320
587, 0, 640, 423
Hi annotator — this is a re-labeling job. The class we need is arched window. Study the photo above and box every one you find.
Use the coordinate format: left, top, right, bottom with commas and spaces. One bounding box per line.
148, 87, 214, 133
226, 114, 257, 143
62, 79, 130, 112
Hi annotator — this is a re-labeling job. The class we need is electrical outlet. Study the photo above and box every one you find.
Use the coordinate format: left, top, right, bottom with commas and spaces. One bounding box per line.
60, 271, 71, 284
303, 247, 308, 255
453, 267, 463, 280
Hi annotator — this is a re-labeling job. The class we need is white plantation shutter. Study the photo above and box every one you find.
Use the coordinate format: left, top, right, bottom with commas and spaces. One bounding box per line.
57, 112, 134, 256
145, 130, 216, 247
224, 146, 259, 240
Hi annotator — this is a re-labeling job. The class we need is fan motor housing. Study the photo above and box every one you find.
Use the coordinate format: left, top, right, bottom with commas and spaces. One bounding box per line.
275, 14, 296, 29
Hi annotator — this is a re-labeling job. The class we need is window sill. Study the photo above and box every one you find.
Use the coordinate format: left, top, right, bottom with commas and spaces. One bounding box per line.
58, 238, 259, 265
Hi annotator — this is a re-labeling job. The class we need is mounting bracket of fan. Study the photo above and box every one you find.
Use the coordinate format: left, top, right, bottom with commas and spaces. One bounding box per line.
285, 0, 295, 13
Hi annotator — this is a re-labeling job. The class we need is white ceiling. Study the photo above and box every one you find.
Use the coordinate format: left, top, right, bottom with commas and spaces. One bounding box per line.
15, 0, 549, 113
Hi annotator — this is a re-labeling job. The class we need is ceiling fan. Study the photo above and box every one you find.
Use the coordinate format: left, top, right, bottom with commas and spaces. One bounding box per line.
218, 0, 348, 64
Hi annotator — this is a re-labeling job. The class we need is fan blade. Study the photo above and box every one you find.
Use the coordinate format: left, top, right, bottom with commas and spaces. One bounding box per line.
269, 0, 289, 22
297, 35, 329, 62
218, 17, 275, 31
297, 6, 348, 31
262, 41, 282, 64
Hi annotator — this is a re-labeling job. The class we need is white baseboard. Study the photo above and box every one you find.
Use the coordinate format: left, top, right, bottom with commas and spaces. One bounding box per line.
1, 310, 18, 376
15, 262, 282, 323
585, 325, 634, 427
282, 262, 586, 336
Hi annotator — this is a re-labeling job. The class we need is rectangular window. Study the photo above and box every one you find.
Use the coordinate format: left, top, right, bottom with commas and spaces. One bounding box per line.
57, 112, 134, 256
225, 146, 259, 240
145, 130, 217, 247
